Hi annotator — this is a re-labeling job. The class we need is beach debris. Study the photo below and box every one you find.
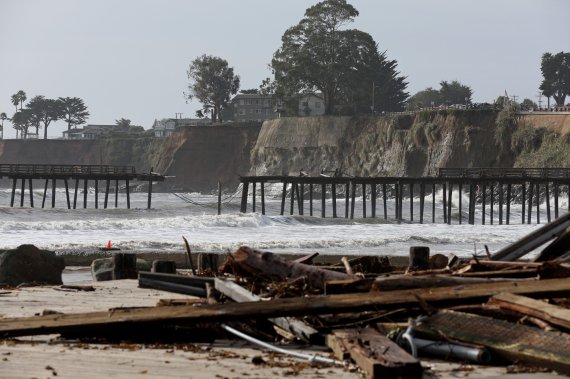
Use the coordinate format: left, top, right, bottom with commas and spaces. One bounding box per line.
151, 260, 177, 274
138, 271, 212, 297
182, 236, 196, 276
91, 256, 151, 282
0, 244, 64, 287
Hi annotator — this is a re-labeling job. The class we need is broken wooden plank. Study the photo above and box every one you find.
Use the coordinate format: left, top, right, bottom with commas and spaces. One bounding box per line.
138, 271, 214, 287
370, 275, 518, 291
491, 212, 570, 261
330, 328, 422, 378
220, 246, 351, 290
3, 278, 570, 338
325, 333, 351, 360
489, 293, 570, 331
417, 310, 570, 374
138, 277, 207, 297
534, 226, 570, 262
214, 278, 320, 343
292, 252, 319, 265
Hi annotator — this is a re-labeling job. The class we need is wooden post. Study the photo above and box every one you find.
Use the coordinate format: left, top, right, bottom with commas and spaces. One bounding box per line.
252, 181, 256, 213
42, 179, 48, 209
350, 181, 356, 219
240, 181, 249, 213
554, 183, 559, 219
115, 179, 119, 208
151, 260, 177, 274
399, 182, 404, 223
51, 179, 56, 208
362, 183, 366, 219
309, 183, 313, 217
442, 183, 447, 224
296, 183, 303, 215
447, 183, 453, 224
299, 182, 304, 216
527, 182, 533, 224
546, 182, 551, 223
521, 182, 526, 224
321, 183, 326, 218
10, 178, 17, 207
371, 183, 377, 218
536, 183, 540, 224
218, 181, 223, 215
498, 182, 503, 225
394, 182, 399, 220
506, 183, 512, 225
468, 182, 475, 225
126, 179, 130, 209
20, 178, 25, 207
289, 181, 295, 215
332, 183, 337, 218
73, 179, 79, 209
83, 179, 88, 208
432, 183, 436, 223
383, 183, 388, 220
146, 177, 152, 210
408, 246, 430, 271
419, 182, 425, 224
112, 253, 138, 280
345, 182, 350, 218
28, 178, 34, 208
64, 179, 71, 209
482, 183, 486, 225
490, 183, 494, 225
104, 179, 110, 209
280, 182, 287, 216
94, 179, 99, 209
457, 182, 462, 224
409, 182, 413, 222
260, 182, 265, 215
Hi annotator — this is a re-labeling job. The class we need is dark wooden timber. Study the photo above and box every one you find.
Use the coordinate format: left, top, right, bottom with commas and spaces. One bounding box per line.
238, 168, 570, 224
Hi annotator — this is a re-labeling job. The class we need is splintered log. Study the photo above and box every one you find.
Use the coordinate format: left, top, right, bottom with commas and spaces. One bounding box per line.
214, 278, 320, 343
328, 329, 422, 379
417, 310, 570, 374
489, 293, 570, 331
3, 278, 570, 338
222, 246, 351, 290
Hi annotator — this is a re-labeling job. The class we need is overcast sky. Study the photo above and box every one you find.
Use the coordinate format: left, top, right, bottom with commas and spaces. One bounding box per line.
0, 0, 568, 138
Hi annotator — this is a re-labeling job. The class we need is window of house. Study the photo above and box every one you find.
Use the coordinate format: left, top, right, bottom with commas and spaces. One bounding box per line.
239, 110, 246, 115
302, 101, 309, 106
315, 101, 321, 108
256, 109, 261, 114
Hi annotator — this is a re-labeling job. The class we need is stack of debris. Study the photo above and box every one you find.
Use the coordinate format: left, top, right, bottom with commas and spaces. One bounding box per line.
1, 214, 570, 378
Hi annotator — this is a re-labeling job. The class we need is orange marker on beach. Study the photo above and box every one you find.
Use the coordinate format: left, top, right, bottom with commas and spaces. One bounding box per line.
107, 240, 111, 250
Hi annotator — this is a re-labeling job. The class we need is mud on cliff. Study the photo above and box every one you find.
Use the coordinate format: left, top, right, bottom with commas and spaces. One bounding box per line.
250, 110, 570, 177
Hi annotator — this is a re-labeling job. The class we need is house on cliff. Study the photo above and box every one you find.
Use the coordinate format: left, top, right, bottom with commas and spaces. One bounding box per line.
152, 118, 210, 138
62, 124, 116, 140
231, 93, 325, 121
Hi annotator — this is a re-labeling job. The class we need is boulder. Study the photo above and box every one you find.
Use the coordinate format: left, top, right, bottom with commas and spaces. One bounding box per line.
91, 257, 151, 282
0, 245, 65, 287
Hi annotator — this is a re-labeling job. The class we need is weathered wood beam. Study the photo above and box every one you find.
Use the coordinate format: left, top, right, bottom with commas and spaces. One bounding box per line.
2, 278, 570, 338
489, 292, 570, 331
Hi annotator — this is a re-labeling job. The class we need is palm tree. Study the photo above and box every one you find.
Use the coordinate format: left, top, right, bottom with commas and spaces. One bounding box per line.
11, 94, 20, 113
0, 112, 7, 139
16, 90, 27, 110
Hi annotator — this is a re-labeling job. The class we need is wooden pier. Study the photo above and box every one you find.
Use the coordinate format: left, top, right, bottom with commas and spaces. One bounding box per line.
0, 164, 165, 209
239, 168, 570, 225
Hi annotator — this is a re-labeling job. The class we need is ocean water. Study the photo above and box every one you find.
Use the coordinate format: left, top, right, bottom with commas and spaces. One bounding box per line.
0, 182, 567, 258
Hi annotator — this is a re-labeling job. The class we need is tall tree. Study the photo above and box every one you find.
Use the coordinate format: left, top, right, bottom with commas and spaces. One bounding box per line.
11, 90, 27, 112
58, 97, 89, 130
11, 110, 33, 139
115, 118, 131, 130
271, 0, 407, 115
540, 52, 570, 106
186, 55, 240, 122
439, 80, 472, 105
26, 96, 63, 139
406, 87, 441, 110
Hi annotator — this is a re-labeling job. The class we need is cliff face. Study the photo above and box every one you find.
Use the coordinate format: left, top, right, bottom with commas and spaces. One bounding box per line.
251, 111, 511, 177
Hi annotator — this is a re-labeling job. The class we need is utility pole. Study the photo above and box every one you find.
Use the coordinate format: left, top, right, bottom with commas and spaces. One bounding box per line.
511, 95, 518, 105
536, 92, 543, 108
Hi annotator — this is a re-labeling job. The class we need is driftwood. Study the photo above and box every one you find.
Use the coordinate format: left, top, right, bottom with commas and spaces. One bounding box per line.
489, 293, 570, 331
417, 310, 570, 374
214, 278, 320, 343
221, 246, 351, 290
3, 278, 570, 338
371, 275, 518, 291
534, 227, 570, 262
328, 328, 422, 379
